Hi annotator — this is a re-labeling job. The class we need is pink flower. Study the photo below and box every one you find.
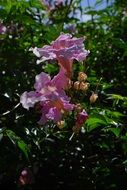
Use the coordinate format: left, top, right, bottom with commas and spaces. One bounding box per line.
0, 23, 6, 34
75, 110, 88, 128
32, 33, 89, 77
72, 109, 88, 133
20, 70, 74, 124
38, 95, 73, 124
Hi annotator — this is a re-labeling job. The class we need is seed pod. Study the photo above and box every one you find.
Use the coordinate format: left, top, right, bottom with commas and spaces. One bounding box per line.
78, 72, 87, 82
73, 81, 80, 90
90, 93, 98, 103
79, 82, 89, 91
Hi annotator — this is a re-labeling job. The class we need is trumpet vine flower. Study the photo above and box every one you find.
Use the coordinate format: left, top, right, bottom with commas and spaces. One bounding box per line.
20, 70, 74, 124
32, 33, 89, 77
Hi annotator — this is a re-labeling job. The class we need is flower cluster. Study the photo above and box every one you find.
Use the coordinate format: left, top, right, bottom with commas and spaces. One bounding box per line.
21, 33, 89, 129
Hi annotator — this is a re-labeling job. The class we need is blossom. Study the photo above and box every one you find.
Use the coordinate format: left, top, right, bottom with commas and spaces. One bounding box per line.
0, 23, 6, 34
32, 33, 89, 77
38, 95, 73, 124
20, 70, 74, 124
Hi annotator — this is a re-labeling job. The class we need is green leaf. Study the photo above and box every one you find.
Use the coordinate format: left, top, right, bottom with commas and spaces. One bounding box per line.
17, 140, 29, 160
102, 83, 113, 90
107, 94, 124, 101
109, 111, 124, 118
86, 117, 107, 132
6, 130, 30, 160
44, 63, 58, 74
108, 127, 120, 137
6, 129, 18, 144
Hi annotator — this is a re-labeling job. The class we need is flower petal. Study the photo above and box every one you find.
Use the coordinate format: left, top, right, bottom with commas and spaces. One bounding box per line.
51, 69, 68, 90
34, 72, 50, 91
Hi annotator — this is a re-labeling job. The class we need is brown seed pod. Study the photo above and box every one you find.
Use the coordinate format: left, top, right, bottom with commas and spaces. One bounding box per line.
78, 72, 87, 82
79, 82, 89, 91
73, 81, 80, 90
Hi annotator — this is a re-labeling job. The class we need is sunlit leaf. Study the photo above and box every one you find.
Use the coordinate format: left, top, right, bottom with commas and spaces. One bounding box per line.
85, 117, 107, 132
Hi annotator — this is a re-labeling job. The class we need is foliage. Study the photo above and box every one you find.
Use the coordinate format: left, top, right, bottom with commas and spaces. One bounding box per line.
0, 0, 127, 189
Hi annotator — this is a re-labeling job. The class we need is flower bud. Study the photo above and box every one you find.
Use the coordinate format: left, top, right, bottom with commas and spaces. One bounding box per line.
78, 72, 87, 82
73, 110, 88, 133
79, 82, 89, 91
57, 120, 65, 129
73, 81, 80, 90
90, 93, 98, 104
19, 168, 34, 185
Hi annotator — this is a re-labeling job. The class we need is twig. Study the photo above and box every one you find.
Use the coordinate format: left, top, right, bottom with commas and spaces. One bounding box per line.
69, 132, 75, 141
0, 103, 20, 116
